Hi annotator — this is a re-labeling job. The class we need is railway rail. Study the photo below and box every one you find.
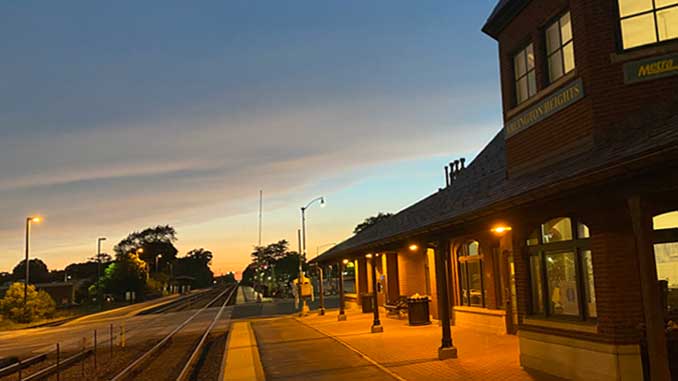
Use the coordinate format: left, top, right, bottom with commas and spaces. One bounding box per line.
110, 283, 238, 381
0, 284, 238, 381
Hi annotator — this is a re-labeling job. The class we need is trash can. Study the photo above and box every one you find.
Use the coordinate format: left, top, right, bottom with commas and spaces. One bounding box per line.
407, 296, 431, 326
361, 292, 375, 313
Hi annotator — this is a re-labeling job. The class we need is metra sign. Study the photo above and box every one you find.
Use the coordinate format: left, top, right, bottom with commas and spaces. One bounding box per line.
505, 79, 584, 139
624, 53, 678, 84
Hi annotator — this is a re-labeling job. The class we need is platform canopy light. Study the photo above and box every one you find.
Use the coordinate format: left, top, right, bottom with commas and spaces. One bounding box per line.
409, 244, 419, 252
342, 259, 349, 265
365, 253, 373, 259
491, 225, 513, 235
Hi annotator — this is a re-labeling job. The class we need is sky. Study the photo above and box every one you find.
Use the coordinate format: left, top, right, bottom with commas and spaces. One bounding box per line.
0, 1, 503, 277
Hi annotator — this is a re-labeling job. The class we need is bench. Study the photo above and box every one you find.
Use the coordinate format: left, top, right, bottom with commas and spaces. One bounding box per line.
384, 296, 409, 319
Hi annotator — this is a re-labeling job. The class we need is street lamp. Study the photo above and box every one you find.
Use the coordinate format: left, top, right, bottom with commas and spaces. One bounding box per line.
155, 254, 162, 273
24, 216, 42, 311
299, 196, 325, 315
97, 237, 107, 310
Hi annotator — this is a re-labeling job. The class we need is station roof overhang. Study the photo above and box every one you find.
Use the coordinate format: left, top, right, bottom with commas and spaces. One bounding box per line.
482, 0, 531, 39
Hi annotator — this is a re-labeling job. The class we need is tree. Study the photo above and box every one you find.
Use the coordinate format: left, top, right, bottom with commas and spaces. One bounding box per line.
0, 282, 56, 323
353, 212, 394, 234
12, 259, 50, 284
101, 252, 148, 299
174, 248, 214, 289
114, 225, 178, 273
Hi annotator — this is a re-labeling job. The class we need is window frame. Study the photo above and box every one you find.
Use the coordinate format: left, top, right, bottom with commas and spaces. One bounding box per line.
618, 0, 678, 50
457, 241, 486, 307
512, 43, 537, 105
527, 217, 596, 321
545, 11, 575, 83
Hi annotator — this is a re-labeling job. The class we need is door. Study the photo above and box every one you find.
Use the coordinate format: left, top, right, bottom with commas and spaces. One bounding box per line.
653, 211, 678, 380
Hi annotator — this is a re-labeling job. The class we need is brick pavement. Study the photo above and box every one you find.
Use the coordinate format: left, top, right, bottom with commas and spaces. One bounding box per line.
297, 310, 565, 381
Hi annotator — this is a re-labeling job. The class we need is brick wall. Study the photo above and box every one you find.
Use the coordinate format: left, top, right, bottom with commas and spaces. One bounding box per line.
496, 0, 678, 176
397, 251, 427, 297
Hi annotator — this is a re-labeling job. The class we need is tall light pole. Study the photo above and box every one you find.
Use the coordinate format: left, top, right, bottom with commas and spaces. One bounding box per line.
299, 196, 325, 315
97, 237, 106, 310
155, 254, 162, 273
24, 216, 42, 311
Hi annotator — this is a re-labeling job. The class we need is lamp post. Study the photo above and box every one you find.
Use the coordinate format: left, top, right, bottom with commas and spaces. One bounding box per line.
97, 237, 106, 310
24, 216, 42, 311
155, 254, 162, 273
338, 259, 348, 321
299, 196, 325, 315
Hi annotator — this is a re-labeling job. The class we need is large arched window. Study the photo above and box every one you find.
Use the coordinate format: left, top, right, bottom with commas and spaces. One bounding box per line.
458, 241, 485, 307
527, 217, 596, 320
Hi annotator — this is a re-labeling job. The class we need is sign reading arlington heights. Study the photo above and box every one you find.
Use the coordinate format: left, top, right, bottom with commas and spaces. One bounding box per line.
505, 79, 585, 139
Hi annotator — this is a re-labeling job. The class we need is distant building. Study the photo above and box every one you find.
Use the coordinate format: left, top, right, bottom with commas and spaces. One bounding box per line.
315, 1, 678, 380
35, 282, 75, 307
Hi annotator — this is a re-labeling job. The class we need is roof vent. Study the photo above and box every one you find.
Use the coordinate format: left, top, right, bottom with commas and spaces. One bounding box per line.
445, 157, 466, 187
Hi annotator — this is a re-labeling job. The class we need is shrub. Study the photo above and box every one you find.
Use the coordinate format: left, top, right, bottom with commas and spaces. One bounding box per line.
0, 282, 56, 323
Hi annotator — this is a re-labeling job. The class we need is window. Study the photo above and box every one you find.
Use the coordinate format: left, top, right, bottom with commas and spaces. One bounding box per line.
458, 241, 485, 307
527, 217, 597, 319
618, 0, 678, 49
343, 260, 356, 293
546, 12, 575, 83
653, 211, 678, 316
514, 43, 537, 104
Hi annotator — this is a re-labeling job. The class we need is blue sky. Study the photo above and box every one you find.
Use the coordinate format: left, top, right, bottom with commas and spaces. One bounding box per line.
0, 1, 502, 275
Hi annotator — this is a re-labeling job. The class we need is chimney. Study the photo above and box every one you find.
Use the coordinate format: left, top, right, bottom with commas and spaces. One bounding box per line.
444, 166, 450, 187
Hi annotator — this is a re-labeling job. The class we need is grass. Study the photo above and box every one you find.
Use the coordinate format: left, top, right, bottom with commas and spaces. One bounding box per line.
0, 302, 128, 331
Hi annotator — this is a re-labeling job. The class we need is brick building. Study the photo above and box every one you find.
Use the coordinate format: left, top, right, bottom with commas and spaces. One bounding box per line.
314, 0, 678, 380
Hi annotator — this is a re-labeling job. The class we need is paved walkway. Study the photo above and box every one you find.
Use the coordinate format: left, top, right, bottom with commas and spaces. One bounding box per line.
292, 310, 563, 381
252, 317, 399, 381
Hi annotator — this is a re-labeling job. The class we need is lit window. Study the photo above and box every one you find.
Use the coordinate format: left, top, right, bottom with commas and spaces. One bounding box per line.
546, 12, 575, 83
458, 241, 485, 307
528, 218, 596, 319
619, 0, 678, 49
514, 43, 537, 104
653, 211, 678, 316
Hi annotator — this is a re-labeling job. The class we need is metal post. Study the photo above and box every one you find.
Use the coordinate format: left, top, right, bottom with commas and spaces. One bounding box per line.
299, 209, 307, 314
370, 255, 383, 333
110, 324, 114, 359
56, 343, 61, 381
97, 237, 106, 311
297, 229, 305, 315
338, 260, 346, 321
94, 329, 98, 371
24, 218, 31, 315
120, 323, 126, 348
81, 337, 86, 377
318, 265, 325, 315
436, 239, 457, 359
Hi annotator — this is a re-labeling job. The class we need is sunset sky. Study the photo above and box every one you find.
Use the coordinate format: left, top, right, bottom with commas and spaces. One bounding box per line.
0, 1, 503, 276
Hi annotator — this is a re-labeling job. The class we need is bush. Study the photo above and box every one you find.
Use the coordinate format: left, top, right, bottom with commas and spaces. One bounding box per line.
0, 282, 56, 323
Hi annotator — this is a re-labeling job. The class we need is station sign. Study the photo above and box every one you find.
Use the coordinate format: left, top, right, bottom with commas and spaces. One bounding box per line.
624, 53, 678, 84
505, 79, 585, 139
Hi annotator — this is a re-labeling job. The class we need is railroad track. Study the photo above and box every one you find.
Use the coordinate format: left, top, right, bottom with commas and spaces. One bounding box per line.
0, 285, 238, 381
109, 283, 238, 381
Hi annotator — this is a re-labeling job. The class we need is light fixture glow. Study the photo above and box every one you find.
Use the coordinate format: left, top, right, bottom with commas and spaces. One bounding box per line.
320, 197, 326, 208
408, 244, 419, 252
491, 226, 513, 234
365, 253, 373, 259
30, 216, 42, 223
342, 259, 349, 265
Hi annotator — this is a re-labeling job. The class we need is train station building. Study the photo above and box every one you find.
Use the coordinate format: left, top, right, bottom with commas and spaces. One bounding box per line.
313, 0, 678, 380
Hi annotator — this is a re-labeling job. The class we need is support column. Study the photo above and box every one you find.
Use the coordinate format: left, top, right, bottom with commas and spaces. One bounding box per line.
318, 265, 325, 316
628, 196, 670, 381
370, 255, 383, 333
435, 239, 457, 359
338, 260, 347, 321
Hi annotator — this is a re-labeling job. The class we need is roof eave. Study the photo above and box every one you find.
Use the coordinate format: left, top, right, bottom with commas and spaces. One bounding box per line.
482, 0, 531, 39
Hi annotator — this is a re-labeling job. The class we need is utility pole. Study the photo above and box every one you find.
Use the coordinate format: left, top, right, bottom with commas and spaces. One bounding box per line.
258, 190, 263, 246
97, 237, 106, 311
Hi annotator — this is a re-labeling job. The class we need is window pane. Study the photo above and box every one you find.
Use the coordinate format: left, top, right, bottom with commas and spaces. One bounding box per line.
583, 250, 597, 318
514, 50, 526, 77
655, 0, 678, 8
468, 241, 479, 256
577, 222, 591, 239
654, 211, 678, 230
459, 263, 469, 306
548, 50, 565, 82
546, 251, 580, 316
618, 0, 654, 17
546, 23, 561, 54
542, 217, 573, 243
530, 256, 544, 313
563, 42, 575, 73
561, 12, 573, 43
654, 242, 678, 314
468, 261, 484, 306
657, 6, 678, 41
527, 71, 537, 97
621, 13, 658, 49
517, 76, 528, 103
526, 44, 535, 70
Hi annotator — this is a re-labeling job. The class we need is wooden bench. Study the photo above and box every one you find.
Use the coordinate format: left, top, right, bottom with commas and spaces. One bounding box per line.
384, 296, 409, 319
